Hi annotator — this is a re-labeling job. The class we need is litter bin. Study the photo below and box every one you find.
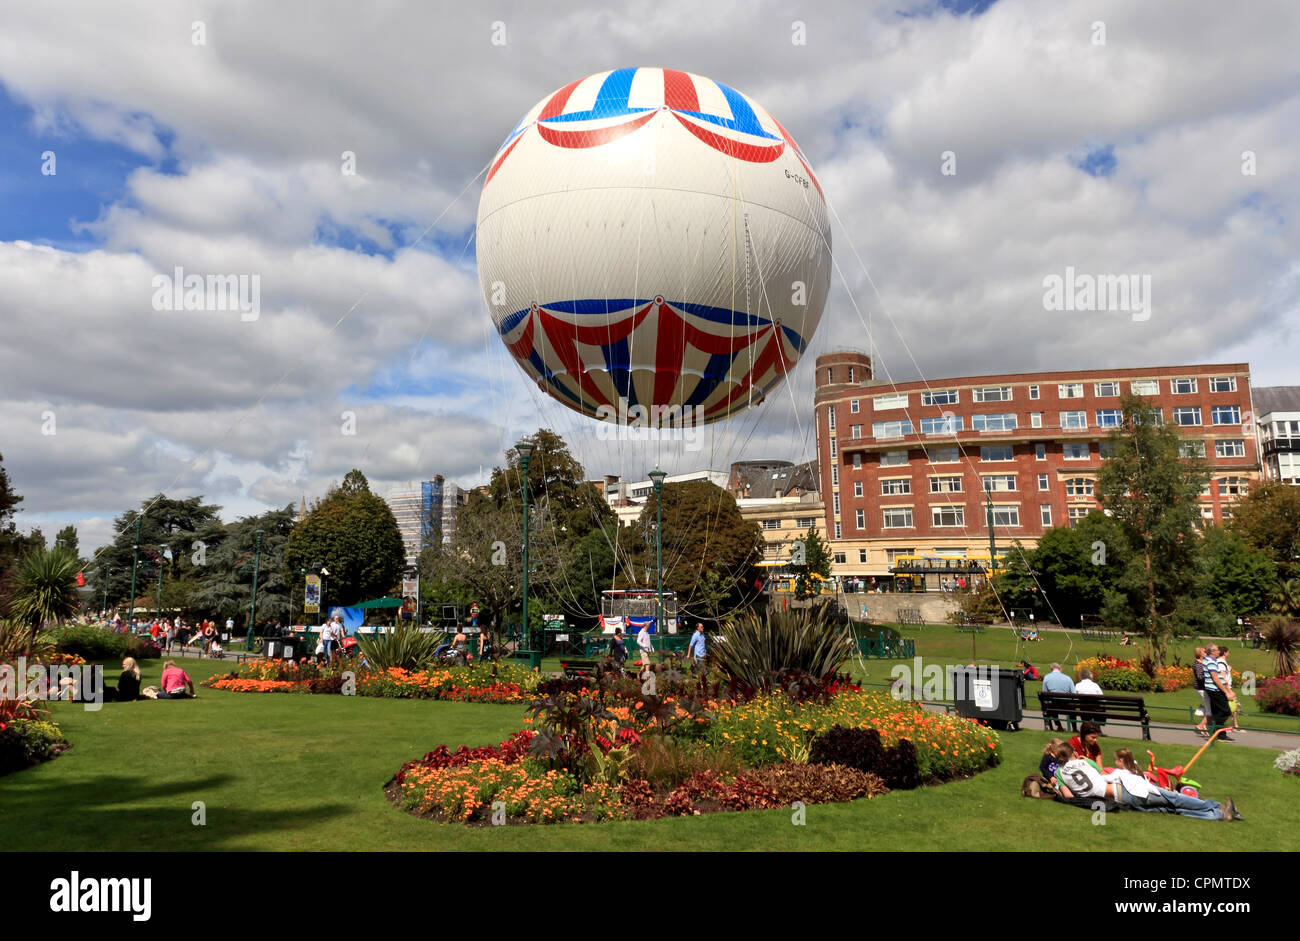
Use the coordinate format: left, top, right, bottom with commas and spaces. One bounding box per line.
265, 638, 300, 660
947, 665, 1024, 730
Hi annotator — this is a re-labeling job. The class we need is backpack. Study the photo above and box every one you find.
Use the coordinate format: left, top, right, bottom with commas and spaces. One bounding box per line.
1021, 773, 1059, 800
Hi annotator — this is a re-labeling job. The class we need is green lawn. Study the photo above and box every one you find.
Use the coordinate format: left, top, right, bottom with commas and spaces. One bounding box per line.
1, 656, 1295, 851
847, 624, 1300, 734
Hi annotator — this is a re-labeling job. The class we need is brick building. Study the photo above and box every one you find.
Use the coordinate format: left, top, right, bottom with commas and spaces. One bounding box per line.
813, 351, 1259, 585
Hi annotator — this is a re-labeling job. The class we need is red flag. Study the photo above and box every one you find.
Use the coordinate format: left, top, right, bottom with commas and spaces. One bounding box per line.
76, 571, 86, 587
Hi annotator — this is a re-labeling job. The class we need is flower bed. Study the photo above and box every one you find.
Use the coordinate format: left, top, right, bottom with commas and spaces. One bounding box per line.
202, 660, 541, 703
1075, 655, 1235, 693
0, 700, 70, 776
1256, 675, 1300, 716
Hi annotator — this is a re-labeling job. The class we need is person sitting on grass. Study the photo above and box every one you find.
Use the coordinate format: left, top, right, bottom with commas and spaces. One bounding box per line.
1069, 721, 1104, 765
115, 657, 142, 702
1039, 738, 1065, 782
157, 660, 195, 699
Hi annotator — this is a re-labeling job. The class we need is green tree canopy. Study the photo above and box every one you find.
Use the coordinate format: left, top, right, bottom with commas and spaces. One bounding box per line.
1197, 525, 1276, 616
1228, 481, 1300, 580
190, 505, 296, 626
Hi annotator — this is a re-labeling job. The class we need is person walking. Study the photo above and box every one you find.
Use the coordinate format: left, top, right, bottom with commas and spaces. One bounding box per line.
688, 622, 707, 674
321, 615, 341, 662
636, 621, 654, 668
1192, 646, 1210, 738
609, 627, 628, 673
1203, 644, 1234, 742
1218, 647, 1243, 734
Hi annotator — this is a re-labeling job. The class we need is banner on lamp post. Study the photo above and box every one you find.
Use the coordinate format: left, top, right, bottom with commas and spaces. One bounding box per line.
304, 574, 321, 614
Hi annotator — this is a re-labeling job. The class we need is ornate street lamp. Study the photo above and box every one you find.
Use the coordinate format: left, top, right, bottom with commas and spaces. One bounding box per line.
248, 529, 265, 652
127, 516, 142, 624
516, 440, 536, 658
648, 468, 667, 656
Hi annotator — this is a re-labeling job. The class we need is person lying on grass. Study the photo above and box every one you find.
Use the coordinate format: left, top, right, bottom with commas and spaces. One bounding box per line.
1050, 743, 1240, 821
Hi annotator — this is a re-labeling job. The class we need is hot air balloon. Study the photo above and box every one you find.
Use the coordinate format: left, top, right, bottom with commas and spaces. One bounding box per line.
476, 67, 830, 426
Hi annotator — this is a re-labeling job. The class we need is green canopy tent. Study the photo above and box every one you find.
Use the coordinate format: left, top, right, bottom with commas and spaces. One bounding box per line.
354, 597, 404, 609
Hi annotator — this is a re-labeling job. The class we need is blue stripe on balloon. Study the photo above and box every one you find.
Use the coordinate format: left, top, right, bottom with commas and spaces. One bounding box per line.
543, 68, 651, 123
497, 298, 774, 333
670, 81, 780, 140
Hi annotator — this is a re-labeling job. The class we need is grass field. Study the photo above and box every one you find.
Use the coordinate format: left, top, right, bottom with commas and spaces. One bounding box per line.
1, 655, 1295, 851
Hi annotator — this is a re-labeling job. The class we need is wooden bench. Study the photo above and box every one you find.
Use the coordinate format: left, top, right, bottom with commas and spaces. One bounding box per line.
956, 615, 987, 633
1080, 626, 1120, 642
1037, 691, 1151, 740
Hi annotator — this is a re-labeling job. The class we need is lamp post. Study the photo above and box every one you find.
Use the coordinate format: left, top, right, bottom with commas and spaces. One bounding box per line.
984, 479, 997, 580
155, 545, 166, 623
648, 468, 667, 658
101, 563, 112, 617
127, 516, 142, 624
248, 529, 264, 652
516, 440, 536, 657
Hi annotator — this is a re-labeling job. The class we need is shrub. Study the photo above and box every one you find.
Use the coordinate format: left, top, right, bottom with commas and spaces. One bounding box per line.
43, 624, 158, 661
1260, 618, 1300, 678
1274, 747, 1300, 778
1094, 667, 1154, 692
355, 624, 446, 671
0, 718, 69, 776
661, 770, 782, 816
712, 603, 857, 690
1256, 675, 1300, 716
747, 762, 887, 804
808, 725, 921, 790
626, 735, 744, 790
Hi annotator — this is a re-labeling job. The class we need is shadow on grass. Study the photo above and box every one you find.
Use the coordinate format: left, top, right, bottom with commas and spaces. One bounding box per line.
0, 770, 351, 850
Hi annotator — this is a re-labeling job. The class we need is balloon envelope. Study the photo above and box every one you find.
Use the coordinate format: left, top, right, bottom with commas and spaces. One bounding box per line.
477, 67, 831, 425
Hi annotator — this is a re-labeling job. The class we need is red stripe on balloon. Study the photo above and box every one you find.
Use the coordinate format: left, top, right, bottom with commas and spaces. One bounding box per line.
672, 112, 784, 163
537, 110, 657, 149
662, 69, 699, 112
538, 77, 584, 120
771, 116, 824, 200
702, 326, 787, 419
485, 133, 525, 185
653, 299, 685, 406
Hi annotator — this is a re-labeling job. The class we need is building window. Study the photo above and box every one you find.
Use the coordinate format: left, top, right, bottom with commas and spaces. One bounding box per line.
1215, 439, 1245, 458
1065, 477, 1095, 497
1040, 505, 1052, 526
796, 517, 817, 527
886, 548, 916, 564
1031, 412, 1043, 428
973, 413, 1018, 432
1095, 409, 1123, 428
922, 390, 959, 406
930, 476, 963, 493
1094, 381, 1120, 397
1060, 410, 1088, 430
850, 424, 862, 438
1067, 506, 1090, 527
1099, 441, 1116, 459
826, 368, 833, 384
1171, 378, 1198, 394
1179, 440, 1207, 459
1211, 405, 1241, 425
1210, 376, 1237, 393
834, 523, 842, 539
830, 438, 838, 458
1219, 477, 1248, 497
1131, 379, 1159, 395
874, 393, 908, 410
973, 386, 1012, 402
1028, 384, 1040, 400
881, 479, 912, 495
880, 450, 909, 466
762, 519, 780, 530
932, 506, 965, 527
853, 453, 862, 468
831, 465, 839, 486
1036, 443, 1047, 460
856, 509, 865, 529
1038, 473, 1050, 491
873, 420, 913, 438
992, 506, 1020, 527
980, 446, 1014, 462
833, 494, 840, 514
981, 474, 1017, 492
1063, 443, 1090, 460
827, 407, 836, 430
882, 509, 914, 528
925, 447, 960, 463
1140, 408, 1164, 426
854, 481, 863, 497
834, 551, 847, 564
1172, 407, 1202, 427
1058, 382, 1084, 399
921, 415, 963, 434
850, 399, 860, 413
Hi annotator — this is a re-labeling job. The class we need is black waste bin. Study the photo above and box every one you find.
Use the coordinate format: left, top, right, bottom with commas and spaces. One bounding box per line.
266, 638, 301, 660
948, 665, 1024, 730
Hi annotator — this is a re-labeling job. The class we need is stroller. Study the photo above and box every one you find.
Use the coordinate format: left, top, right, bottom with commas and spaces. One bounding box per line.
1144, 748, 1204, 798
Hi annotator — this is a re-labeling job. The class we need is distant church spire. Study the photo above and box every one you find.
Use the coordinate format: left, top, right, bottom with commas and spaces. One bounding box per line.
298, 495, 307, 522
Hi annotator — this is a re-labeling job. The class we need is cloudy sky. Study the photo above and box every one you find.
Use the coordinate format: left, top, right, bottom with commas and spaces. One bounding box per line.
2, 0, 1297, 555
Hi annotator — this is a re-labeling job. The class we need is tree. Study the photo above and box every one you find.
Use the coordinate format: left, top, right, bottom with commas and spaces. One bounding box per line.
996, 513, 1130, 627
189, 506, 296, 626
3, 546, 81, 629
90, 494, 222, 610
1095, 395, 1209, 666
622, 480, 765, 618
790, 525, 831, 598
55, 525, 79, 558
284, 471, 405, 608
0, 453, 24, 578
1229, 481, 1300, 579
1197, 525, 1276, 617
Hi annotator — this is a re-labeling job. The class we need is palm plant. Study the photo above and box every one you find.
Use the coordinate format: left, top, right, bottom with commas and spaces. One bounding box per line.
355, 623, 446, 670
4, 547, 80, 629
712, 602, 858, 689
1271, 579, 1300, 617
0, 618, 54, 661
1260, 617, 1300, 678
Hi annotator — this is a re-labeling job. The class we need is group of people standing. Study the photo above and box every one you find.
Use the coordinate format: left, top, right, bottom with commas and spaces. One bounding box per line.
608, 622, 708, 673
1193, 644, 1240, 741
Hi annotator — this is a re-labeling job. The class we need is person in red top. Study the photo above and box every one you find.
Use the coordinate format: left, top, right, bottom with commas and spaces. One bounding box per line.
1068, 721, 1103, 764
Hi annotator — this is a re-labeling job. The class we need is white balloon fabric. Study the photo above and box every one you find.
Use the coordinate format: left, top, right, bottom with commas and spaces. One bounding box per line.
476, 67, 831, 426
